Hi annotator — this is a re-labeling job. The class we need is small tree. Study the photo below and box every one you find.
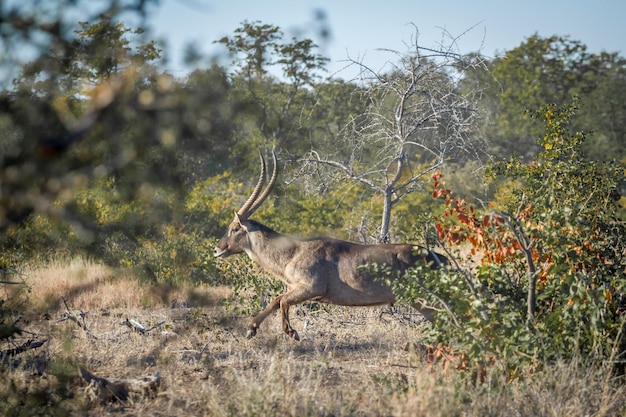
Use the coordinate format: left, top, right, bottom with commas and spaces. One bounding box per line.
216, 20, 328, 153
300, 29, 486, 242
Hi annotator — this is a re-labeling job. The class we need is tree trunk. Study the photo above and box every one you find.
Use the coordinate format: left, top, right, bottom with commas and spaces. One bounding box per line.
378, 187, 393, 243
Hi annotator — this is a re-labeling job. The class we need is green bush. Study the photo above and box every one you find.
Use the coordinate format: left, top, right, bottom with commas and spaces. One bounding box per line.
393, 99, 626, 374
216, 253, 284, 316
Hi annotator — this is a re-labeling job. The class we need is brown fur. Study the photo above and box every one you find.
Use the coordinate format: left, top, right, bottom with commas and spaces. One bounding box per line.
215, 216, 445, 340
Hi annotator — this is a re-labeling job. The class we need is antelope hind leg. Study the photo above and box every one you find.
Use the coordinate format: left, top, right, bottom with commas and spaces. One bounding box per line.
279, 287, 321, 341
280, 302, 299, 341
246, 295, 282, 339
412, 300, 436, 323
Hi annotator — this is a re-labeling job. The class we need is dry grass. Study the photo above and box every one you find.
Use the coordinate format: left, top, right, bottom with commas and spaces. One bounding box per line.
2, 259, 625, 416
23, 258, 146, 312
21, 258, 229, 313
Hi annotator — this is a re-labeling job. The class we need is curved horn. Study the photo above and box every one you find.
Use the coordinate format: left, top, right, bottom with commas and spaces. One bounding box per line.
247, 148, 277, 216
237, 150, 266, 217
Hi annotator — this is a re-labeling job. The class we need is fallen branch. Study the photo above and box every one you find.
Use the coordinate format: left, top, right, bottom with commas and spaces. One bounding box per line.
123, 318, 165, 335
79, 366, 161, 403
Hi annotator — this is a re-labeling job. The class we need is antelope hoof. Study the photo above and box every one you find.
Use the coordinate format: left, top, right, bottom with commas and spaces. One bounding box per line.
290, 330, 300, 341
246, 327, 257, 339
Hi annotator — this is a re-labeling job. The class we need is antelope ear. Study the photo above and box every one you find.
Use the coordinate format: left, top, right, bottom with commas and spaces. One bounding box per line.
234, 212, 250, 231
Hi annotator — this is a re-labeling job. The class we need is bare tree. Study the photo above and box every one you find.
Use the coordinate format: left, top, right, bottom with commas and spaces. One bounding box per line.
300, 28, 486, 242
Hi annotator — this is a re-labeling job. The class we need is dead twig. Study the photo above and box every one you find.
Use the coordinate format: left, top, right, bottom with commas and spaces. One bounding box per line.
56, 296, 97, 339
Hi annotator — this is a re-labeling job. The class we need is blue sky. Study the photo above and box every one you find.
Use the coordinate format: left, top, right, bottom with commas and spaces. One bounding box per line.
148, 0, 626, 79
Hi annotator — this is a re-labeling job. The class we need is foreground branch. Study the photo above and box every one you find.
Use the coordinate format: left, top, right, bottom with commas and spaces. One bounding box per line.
496, 209, 537, 324
0, 339, 47, 360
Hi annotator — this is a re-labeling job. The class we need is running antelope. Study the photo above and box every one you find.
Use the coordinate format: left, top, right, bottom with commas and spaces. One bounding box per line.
214, 150, 447, 340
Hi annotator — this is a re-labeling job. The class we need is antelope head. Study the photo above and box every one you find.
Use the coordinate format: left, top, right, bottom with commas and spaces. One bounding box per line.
213, 150, 277, 259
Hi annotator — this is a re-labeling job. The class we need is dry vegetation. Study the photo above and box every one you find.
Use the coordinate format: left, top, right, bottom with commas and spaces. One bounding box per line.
1, 259, 625, 416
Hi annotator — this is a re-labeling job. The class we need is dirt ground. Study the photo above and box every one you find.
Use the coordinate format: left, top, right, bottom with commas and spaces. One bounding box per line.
2, 259, 624, 416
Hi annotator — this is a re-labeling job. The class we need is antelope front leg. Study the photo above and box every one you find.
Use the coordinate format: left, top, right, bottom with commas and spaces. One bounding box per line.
246, 294, 282, 339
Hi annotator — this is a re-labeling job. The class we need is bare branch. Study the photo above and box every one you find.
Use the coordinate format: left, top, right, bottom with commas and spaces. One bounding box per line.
302, 150, 382, 191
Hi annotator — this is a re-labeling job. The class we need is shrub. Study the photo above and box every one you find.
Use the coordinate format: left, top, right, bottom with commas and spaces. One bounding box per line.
393, 99, 626, 374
